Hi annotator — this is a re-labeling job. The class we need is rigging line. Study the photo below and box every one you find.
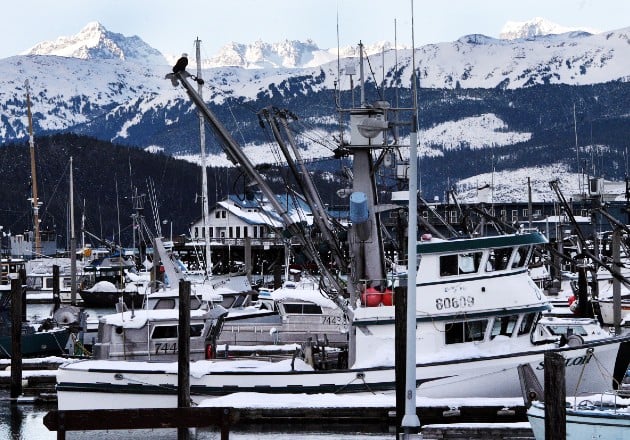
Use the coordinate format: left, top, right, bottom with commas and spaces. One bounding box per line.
38, 157, 70, 225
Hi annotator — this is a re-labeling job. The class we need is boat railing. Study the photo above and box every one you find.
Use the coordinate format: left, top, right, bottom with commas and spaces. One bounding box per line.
573, 389, 628, 413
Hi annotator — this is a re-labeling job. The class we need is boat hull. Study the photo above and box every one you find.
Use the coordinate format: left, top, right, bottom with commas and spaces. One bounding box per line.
0, 328, 69, 358
528, 401, 630, 440
57, 336, 630, 410
78, 290, 145, 308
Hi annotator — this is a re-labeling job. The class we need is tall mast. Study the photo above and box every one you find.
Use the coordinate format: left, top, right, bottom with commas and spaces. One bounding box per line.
69, 157, 77, 304
196, 38, 212, 278
25, 80, 41, 258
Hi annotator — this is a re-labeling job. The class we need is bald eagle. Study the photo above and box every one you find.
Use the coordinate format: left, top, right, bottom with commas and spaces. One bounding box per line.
172, 53, 188, 73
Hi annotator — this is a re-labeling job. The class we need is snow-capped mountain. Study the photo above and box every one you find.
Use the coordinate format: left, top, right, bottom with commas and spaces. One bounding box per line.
2, 20, 630, 202
499, 17, 598, 40
22, 21, 168, 65
202, 39, 399, 69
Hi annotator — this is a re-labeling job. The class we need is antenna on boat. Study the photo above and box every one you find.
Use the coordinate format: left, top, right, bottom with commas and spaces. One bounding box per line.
69, 157, 78, 305
401, 0, 421, 432
25, 80, 42, 258
195, 37, 213, 279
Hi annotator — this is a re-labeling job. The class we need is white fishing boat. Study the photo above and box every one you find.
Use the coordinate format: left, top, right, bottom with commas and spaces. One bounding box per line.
91, 306, 226, 361
217, 277, 349, 347
527, 392, 630, 440
55, 49, 630, 410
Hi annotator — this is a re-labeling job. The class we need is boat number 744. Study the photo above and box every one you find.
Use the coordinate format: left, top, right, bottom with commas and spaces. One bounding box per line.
154, 342, 177, 354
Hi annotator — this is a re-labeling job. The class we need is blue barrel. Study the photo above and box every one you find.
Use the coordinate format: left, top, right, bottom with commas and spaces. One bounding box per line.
350, 192, 369, 224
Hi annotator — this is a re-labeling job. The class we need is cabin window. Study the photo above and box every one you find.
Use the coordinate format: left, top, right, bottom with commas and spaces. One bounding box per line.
440, 252, 482, 277
220, 296, 236, 309
486, 247, 512, 272
45, 278, 54, 289
283, 303, 323, 314
512, 246, 530, 268
190, 297, 202, 310
154, 299, 176, 309
518, 313, 537, 336
491, 315, 519, 339
232, 294, 247, 308
545, 324, 589, 337
190, 324, 204, 337
152, 325, 178, 339
445, 319, 488, 344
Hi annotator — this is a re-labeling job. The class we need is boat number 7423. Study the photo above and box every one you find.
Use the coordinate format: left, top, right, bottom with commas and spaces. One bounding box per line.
435, 296, 475, 310
322, 315, 347, 325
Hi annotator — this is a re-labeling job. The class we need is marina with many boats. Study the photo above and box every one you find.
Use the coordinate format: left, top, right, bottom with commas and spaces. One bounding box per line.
2, 18, 630, 440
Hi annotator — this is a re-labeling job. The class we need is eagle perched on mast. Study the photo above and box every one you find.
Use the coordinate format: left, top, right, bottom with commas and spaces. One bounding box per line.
172, 53, 188, 73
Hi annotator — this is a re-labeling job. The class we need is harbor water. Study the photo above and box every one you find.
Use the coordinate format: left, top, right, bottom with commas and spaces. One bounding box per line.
0, 390, 394, 439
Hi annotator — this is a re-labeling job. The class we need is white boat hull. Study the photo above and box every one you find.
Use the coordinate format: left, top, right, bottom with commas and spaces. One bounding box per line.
528, 401, 630, 440
57, 337, 630, 410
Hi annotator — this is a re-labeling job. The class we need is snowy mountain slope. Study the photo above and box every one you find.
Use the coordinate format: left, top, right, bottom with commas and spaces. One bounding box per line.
499, 17, 598, 40
22, 22, 168, 65
2, 21, 630, 203
202, 39, 399, 69
4, 23, 628, 144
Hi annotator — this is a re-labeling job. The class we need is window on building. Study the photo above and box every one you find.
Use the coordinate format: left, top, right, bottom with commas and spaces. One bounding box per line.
229, 227, 233, 238
449, 211, 458, 223
236, 227, 240, 238
522, 209, 528, 218
243, 227, 248, 238
511, 209, 518, 222
194, 227, 199, 238
215, 211, 220, 219
221, 211, 226, 219
253, 226, 258, 238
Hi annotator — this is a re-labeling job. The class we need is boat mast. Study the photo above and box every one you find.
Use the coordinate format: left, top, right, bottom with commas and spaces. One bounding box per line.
25, 80, 41, 258
402, 0, 421, 430
69, 157, 78, 304
196, 38, 212, 279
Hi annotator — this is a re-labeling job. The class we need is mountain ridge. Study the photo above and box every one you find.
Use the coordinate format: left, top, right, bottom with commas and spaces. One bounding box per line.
2, 20, 630, 205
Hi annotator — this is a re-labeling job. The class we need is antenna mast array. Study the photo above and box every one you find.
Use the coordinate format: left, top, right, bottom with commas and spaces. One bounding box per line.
25, 80, 42, 258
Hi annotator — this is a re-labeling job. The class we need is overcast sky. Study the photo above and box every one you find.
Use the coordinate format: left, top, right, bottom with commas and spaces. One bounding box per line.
3, 0, 629, 59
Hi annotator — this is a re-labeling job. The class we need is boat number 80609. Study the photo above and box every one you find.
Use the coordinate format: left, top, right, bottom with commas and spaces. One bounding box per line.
435, 296, 475, 310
